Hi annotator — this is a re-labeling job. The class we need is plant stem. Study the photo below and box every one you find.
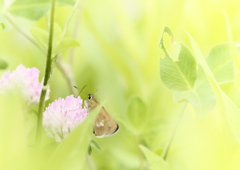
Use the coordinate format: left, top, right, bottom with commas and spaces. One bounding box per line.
6, 8, 78, 96
36, 0, 56, 144
55, 56, 76, 95
136, 135, 145, 170
86, 154, 97, 170
162, 103, 187, 160
56, 0, 82, 94
69, 1, 81, 66
57, 0, 81, 92
62, 0, 81, 36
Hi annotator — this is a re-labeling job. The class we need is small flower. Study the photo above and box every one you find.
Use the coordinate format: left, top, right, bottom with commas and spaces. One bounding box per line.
43, 95, 88, 142
0, 64, 49, 103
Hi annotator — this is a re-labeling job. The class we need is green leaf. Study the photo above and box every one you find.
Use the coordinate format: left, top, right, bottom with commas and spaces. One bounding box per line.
160, 44, 197, 92
7, 0, 75, 20
0, 58, 8, 69
53, 37, 80, 55
52, 23, 64, 52
126, 95, 147, 132
206, 43, 234, 84
7, 0, 50, 20
0, 94, 29, 170
30, 23, 64, 51
89, 139, 101, 151
30, 27, 48, 51
174, 66, 216, 116
139, 145, 171, 170
159, 29, 216, 116
186, 33, 216, 79
159, 26, 174, 49
48, 109, 97, 170
88, 145, 92, 155
187, 34, 240, 143
30, 24, 79, 56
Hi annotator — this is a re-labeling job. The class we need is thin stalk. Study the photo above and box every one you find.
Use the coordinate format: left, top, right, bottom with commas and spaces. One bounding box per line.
86, 154, 97, 170
56, 0, 82, 93
162, 103, 187, 160
136, 135, 145, 170
6, 11, 78, 96
36, 0, 56, 143
6, 2, 79, 97
62, 0, 81, 36
55, 56, 76, 95
4, 13, 46, 54
69, 1, 82, 66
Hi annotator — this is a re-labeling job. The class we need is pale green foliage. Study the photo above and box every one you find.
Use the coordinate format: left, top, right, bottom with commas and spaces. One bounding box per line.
48, 112, 95, 170
160, 44, 197, 91
126, 95, 148, 134
188, 34, 240, 144
7, 0, 74, 20
30, 28, 49, 51
222, 92, 240, 143
160, 27, 239, 117
30, 24, 79, 56
160, 28, 214, 115
173, 66, 216, 116
1, 0, 240, 170
206, 43, 234, 83
89, 139, 101, 152
139, 145, 171, 170
0, 93, 96, 170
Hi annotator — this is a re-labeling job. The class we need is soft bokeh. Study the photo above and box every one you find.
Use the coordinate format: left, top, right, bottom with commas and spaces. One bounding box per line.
1, 0, 240, 170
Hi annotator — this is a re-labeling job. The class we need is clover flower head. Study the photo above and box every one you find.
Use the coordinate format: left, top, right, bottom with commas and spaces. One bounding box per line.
43, 95, 88, 142
0, 64, 49, 103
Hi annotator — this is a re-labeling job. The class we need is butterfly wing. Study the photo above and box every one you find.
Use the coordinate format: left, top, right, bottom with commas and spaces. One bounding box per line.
93, 107, 119, 137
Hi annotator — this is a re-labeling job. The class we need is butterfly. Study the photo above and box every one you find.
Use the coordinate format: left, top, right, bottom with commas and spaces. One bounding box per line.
87, 93, 119, 137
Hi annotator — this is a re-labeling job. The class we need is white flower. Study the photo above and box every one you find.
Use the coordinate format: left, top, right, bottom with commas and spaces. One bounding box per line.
43, 95, 88, 142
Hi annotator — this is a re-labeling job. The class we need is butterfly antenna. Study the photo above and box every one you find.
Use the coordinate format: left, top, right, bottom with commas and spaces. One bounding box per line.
74, 85, 88, 96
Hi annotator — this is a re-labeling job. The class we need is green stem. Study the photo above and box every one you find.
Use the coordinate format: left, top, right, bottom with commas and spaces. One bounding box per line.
162, 103, 187, 160
55, 55, 76, 95
55, 0, 81, 94
68, 1, 81, 66
62, 0, 81, 36
86, 154, 97, 170
55, 0, 81, 93
6, 6, 78, 96
136, 135, 145, 170
36, 0, 56, 144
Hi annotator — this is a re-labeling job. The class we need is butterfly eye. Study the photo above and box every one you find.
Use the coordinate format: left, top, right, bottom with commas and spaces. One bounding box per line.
88, 95, 92, 100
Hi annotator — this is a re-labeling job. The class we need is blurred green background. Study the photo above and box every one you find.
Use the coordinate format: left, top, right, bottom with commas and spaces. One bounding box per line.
1, 0, 240, 169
